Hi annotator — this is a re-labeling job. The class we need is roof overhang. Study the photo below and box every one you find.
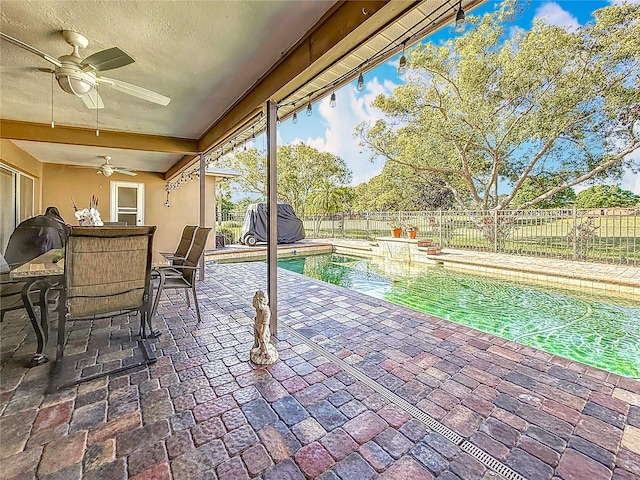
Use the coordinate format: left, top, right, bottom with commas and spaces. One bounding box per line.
0, 0, 484, 181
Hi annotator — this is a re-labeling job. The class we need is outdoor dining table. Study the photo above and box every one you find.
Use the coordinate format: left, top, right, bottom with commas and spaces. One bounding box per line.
9, 249, 65, 366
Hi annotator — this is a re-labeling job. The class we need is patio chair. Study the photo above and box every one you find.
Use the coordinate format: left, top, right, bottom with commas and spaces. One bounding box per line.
151, 226, 212, 324
159, 224, 197, 266
55, 225, 157, 386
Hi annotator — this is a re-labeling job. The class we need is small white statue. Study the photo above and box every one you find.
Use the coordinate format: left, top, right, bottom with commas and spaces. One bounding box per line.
250, 290, 278, 365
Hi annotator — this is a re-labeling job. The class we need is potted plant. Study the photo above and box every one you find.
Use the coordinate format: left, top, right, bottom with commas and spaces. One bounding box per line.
389, 219, 402, 238
406, 225, 418, 239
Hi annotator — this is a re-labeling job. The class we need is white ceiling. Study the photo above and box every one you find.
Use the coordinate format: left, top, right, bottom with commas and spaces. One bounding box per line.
0, 0, 337, 171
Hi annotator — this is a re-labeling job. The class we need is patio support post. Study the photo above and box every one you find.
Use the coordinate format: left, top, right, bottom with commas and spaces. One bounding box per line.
493, 210, 498, 253
212, 178, 217, 252
199, 154, 206, 280
266, 99, 278, 336
572, 205, 578, 260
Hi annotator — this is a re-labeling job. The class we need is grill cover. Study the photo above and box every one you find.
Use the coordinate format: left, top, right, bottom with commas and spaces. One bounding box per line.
239, 203, 305, 244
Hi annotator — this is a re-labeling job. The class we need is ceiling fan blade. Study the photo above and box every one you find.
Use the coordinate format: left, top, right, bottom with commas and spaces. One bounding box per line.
81, 47, 134, 72
97, 76, 170, 106
114, 169, 137, 176
0, 32, 62, 67
80, 89, 105, 109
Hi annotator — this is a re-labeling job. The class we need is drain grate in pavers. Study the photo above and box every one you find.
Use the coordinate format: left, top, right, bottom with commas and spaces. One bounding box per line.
210, 276, 526, 480
283, 325, 525, 480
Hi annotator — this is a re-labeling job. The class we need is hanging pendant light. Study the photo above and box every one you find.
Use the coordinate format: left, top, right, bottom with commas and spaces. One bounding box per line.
398, 42, 408, 75
357, 71, 365, 91
455, 2, 466, 33
330, 92, 336, 108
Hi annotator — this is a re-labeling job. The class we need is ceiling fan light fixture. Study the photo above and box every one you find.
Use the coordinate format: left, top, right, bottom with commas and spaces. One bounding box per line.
101, 165, 114, 177
56, 69, 95, 97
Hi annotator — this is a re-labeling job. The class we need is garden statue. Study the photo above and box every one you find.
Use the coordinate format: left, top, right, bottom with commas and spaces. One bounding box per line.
250, 290, 278, 365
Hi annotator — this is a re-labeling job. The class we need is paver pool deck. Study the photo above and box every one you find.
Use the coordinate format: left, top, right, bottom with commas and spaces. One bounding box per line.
1, 250, 639, 479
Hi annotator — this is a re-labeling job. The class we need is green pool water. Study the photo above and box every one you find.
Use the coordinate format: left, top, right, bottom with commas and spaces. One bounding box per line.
278, 254, 640, 378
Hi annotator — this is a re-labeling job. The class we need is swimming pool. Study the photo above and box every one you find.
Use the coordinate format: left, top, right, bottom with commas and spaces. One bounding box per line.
278, 254, 640, 378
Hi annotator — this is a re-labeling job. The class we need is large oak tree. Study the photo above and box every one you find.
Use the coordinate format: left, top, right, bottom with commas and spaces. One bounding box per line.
356, 0, 640, 212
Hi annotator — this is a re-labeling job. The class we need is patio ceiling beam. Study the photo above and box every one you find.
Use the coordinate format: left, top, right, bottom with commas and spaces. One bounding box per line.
0, 119, 199, 154
193, 0, 419, 160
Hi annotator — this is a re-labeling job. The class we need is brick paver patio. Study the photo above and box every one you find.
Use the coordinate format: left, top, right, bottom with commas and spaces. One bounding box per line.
1, 260, 639, 479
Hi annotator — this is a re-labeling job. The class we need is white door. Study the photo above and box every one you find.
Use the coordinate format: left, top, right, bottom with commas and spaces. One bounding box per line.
110, 181, 144, 225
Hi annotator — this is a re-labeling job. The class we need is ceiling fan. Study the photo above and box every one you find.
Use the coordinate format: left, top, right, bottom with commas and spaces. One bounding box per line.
0, 30, 170, 109
76, 156, 137, 177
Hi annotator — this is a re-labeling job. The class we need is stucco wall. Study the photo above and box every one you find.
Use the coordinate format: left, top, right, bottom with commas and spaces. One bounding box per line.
41, 163, 217, 253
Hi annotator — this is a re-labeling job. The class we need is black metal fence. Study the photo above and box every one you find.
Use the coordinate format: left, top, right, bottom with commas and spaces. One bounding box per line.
218, 207, 639, 265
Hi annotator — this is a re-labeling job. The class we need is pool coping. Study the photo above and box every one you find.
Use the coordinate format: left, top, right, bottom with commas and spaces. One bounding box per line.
328, 241, 640, 301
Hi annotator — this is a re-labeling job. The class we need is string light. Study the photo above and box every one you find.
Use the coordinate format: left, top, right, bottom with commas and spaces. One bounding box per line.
306, 97, 312, 116
292, 111, 298, 124
165, 115, 267, 193
357, 70, 365, 91
454, 2, 466, 33
277, 1, 461, 112
330, 92, 336, 108
398, 42, 408, 74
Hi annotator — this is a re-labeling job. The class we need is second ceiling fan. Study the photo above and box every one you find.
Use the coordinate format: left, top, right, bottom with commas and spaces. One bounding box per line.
74, 156, 137, 177
0, 30, 170, 109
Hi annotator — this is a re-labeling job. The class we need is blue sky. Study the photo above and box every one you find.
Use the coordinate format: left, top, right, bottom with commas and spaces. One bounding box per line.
272, 0, 639, 194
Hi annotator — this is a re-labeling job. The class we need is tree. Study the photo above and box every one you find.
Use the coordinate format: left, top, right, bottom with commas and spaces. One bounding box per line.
220, 144, 352, 216
232, 196, 262, 213
221, 148, 267, 199
277, 144, 352, 216
511, 177, 576, 209
575, 185, 640, 208
356, 0, 640, 212
352, 161, 455, 212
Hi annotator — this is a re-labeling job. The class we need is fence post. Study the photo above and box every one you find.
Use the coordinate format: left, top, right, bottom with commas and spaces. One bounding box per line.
366, 211, 370, 241
572, 206, 577, 260
493, 210, 499, 253
341, 212, 345, 238
438, 210, 443, 246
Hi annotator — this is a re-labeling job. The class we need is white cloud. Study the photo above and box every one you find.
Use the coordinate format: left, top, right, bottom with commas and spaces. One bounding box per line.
293, 77, 396, 186
620, 167, 640, 194
619, 148, 640, 194
534, 2, 581, 32
508, 25, 526, 40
